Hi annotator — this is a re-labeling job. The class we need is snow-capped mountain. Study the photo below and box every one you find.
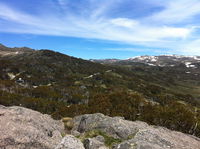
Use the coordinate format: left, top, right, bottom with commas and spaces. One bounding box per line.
90, 58, 120, 64
93, 55, 200, 68
126, 55, 200, 67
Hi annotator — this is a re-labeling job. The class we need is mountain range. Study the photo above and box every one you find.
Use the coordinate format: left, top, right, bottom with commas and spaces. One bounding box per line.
92, 55, 200, 67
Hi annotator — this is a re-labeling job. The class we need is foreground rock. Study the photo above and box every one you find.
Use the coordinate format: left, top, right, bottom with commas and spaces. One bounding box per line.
71, 113, 200, 149
55, 135, 85, 149
0, 105, 200, 149
0, 105, 64, 149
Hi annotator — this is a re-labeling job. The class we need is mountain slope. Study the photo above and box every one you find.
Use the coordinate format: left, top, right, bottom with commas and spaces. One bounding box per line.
93, 55, 200, 97
0, 44, 200, 137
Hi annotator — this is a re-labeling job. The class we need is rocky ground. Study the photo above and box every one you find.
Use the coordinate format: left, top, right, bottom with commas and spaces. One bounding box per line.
0, 105, 199, 149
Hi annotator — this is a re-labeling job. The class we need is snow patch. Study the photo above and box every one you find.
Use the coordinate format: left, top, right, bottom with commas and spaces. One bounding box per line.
129, 56, 158, 62
190, 65, 196, 68
147, 63, 156, 66
158, 64, 166, 67
185, 62, 197, 68
185, 62, 192, 68
185, 72, 191, 74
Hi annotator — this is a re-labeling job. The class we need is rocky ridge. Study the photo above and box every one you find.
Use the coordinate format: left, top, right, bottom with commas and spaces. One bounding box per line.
1, 105, 199, 149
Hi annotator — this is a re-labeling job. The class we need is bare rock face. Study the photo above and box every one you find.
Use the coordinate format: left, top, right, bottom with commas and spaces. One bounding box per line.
0, 105, 64, 149
72, 113, 200, 149
55, 135, 85, 149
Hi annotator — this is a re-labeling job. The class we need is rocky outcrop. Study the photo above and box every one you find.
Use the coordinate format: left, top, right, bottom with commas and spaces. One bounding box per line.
1, 105, 200, 149
0, 105, 64, 149
71, 113, 200, 149
72, 113, 145, 139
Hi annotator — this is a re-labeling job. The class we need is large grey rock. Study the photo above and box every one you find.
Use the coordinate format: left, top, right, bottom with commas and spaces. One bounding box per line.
72, 113, 200, 149
72, 113, 146, 139
55, 135, 85, 149
0, 105, 64, 149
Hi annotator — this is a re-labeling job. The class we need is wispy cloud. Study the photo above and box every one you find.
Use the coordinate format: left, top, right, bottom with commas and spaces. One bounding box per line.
151, 0, 200, 24
0, 0, 200, 54
110, 18, 139, 28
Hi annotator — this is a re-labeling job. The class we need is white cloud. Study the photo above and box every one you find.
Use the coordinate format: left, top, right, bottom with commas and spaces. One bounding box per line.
110, 18, 139, 28
140, 26, 191, 39
151, 0, 200, 23
0, 0, 200, 54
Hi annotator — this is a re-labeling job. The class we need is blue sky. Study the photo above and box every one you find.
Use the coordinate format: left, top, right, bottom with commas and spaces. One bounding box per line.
0, 0, 200, 59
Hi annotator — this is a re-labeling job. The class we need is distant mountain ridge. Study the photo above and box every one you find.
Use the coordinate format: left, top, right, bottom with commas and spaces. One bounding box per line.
1, 43, 199, 65
0, 44, 34, 57
92, 55, 200, 68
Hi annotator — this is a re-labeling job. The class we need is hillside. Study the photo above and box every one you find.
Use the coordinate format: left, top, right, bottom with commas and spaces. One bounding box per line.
1, 105, 200, 149
93, 55, 200, 97
0, 44, 200, 138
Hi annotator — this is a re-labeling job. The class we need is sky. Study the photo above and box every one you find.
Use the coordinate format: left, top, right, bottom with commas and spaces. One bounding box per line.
0, 0, 200, 59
